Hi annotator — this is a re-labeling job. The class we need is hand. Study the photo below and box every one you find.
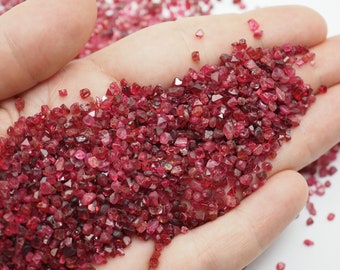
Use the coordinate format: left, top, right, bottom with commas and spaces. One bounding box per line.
1, 1, 340, 269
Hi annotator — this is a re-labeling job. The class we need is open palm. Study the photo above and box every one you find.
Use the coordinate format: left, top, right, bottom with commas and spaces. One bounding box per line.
1, 1, 340, 269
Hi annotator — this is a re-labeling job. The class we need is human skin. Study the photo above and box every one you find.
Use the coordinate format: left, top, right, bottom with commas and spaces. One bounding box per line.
0, 1, 340, 269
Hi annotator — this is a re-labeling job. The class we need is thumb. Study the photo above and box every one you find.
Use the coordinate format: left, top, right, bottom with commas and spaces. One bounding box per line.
0, 0, 97, 99
157, 170, 308, 270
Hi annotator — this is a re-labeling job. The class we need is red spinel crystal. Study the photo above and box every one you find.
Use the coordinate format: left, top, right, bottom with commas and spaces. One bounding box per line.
192, 50, 200, 62
327, 213, 335, 221
317, 84, 327, 94
306, 217, 314, 226
303, 239, 314, 246
58, 89, 68, 97
276, 262, 286, 270
247, 18, 259, 31
195, 28, 204, 39
80, 88, 91, 99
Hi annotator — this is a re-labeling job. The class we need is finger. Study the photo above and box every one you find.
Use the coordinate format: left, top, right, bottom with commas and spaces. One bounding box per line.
271, 83, 340, 172
156, 170, 308, 270
296, 35, 340, 90
0, 0, 97, 99
95, 170, 307, 270
87, 5, 327, 87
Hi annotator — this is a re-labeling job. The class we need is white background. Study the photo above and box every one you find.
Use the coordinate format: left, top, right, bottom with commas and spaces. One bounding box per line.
212, 1, 340, 270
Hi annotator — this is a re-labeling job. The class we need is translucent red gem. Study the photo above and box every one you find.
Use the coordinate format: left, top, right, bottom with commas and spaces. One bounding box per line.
80, 88, 91, 99
306, 217, 314, 226
303, 239, 314, 246
327, 213, 335, 221
191, 50, 200, 62
276, 262, 286, 270
195, 28, 204, 39
58, 88, 68, 97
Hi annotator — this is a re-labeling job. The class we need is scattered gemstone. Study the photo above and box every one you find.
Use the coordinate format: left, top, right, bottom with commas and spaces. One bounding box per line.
303, 239, 315, 246
306, 217, 314, 226
276, 262, 286, 270
58, 89, 68, 97
192, 50, 200, 62
317, 84, 327, 94
327, 213, 335, 221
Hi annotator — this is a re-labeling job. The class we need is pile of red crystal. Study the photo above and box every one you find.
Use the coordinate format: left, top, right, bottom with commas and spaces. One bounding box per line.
0, 39, 315, 269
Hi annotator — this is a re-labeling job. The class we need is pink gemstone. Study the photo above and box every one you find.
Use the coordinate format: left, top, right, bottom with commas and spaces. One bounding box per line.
223, 120, 235, 140
253, 29, 263, 38
317, 85, 327, 94
82, 223, 93, 235
191, 51, 200, 62
206, 159, 218, 169
74, 149, 86, 160
261, 161, 272, 172
247, 18, 259, 31
87, 156, 99, 168
191, 105, 204, 117
80, 88, 91, 99
195, 28, 204, 39
116, 127, 127, 140
306, 217, 314, 226
149, 257, 159, 268
306, 201, 317, 216
40, 182, 54, 195
327, 213, 335, 221
239, 174, 252, 185
26, 216, 41, 230
58, 89, 68, 97
146, 219, 159, 235
123, 236, 132, 246
225, 195, 238, 208
81, 192, 97, 206
174, 137, 188, 148
55, 157, 65, 171
324, 180, 331, 187
276, 262, 286, 270
303, 239, 314, 246
159, 132, 172, 144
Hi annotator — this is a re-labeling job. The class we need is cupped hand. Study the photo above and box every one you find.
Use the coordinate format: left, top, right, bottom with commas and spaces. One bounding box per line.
1, 1, 340, 270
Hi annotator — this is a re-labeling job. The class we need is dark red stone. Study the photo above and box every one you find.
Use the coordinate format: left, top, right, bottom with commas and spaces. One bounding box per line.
191, 51, 200, 62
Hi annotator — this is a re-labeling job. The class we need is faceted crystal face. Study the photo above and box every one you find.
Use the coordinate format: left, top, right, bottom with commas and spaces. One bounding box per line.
0, 39, 316, 269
